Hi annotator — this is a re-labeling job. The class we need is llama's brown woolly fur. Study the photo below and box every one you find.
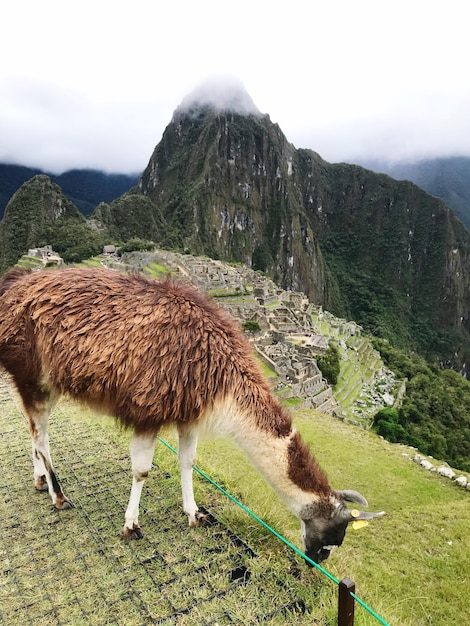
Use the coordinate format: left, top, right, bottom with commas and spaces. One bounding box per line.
0, 267, 293, 438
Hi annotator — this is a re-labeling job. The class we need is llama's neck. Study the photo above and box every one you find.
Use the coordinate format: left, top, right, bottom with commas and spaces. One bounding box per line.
208, 395, 332, 518
238, 427, 332, 517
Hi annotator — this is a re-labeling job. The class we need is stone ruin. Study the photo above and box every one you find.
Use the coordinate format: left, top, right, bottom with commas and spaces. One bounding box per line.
27, 246, 63, 267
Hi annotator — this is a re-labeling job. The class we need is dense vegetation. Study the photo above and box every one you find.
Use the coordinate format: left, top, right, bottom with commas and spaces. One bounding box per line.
40, 217, 106, 263
91, 193, 177, 248
310, 163, 470, 370
372, 338, 470, 471
316, 341, 341, 386
242, 320, 261, 333
361, 156, 470, 229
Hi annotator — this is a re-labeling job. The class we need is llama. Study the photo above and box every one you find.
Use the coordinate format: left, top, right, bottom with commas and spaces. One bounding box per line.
0, 266, 384, 564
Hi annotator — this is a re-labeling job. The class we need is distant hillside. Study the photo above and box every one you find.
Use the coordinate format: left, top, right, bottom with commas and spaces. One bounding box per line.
0, 175, 105, 270
358, 156, 470, 229
0, 163, 139, 217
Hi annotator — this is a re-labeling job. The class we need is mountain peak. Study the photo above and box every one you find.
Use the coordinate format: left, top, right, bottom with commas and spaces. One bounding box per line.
176, 76, 261, 118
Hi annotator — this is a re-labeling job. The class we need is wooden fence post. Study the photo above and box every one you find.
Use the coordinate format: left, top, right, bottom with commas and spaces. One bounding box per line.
338, 577, 355, 626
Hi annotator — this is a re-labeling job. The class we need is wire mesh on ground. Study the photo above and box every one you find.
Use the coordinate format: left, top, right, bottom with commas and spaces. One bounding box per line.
0, 376, 322, 625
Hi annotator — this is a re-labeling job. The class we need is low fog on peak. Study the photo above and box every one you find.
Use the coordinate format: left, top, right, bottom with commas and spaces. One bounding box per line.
177, 77, 262, 118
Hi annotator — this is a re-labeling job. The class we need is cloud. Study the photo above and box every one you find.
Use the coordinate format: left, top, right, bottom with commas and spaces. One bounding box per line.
0, 76, 165, 173
288, 91, 470, 164
1, 1, 470, 172
177, 76, 262, 118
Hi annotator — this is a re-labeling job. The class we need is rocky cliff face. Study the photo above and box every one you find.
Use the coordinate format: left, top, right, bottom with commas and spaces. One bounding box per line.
297, 160, 470, 364
138, 102, 331, 305
358, 156, 470, 229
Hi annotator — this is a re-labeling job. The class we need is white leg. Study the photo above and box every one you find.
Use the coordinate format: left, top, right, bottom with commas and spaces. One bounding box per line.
32, 432, 50, 490
123, 432, 157, 539
26, 392, 69, 508
178, 427, 206, 526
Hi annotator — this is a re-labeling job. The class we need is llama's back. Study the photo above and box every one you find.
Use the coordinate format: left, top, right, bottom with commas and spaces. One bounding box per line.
0, 267, 273, 432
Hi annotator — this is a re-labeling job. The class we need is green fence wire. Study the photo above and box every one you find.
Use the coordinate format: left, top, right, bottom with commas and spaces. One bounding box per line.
157, 436, 390, 626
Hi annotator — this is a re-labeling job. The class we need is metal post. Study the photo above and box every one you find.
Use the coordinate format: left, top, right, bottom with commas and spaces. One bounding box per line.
338, 577, 355, 626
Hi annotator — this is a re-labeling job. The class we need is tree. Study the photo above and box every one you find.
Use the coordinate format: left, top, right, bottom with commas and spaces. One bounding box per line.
42, 218, 105, 263
243, 320, 261, 333
316, 342, 340, 386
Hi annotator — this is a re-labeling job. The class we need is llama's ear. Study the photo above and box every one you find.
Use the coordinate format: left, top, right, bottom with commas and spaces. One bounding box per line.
335, 489, 369, 507
350, 509, 386, 521
338, 507, 386, 524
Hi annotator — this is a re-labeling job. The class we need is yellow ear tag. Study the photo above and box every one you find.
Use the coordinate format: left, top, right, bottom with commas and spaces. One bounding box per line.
352, 519, 369, 530
351, 509, 360, 518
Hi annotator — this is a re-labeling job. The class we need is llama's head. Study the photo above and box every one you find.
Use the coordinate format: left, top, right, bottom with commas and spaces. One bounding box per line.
300, 490, 385, 564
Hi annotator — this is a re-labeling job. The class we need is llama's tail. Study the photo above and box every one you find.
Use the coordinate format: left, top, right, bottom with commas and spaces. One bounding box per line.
0, 267, 31, 297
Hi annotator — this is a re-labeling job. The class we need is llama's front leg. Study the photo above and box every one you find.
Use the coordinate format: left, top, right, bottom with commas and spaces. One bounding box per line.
178, 427, 208, 526
123, 432, 157, 540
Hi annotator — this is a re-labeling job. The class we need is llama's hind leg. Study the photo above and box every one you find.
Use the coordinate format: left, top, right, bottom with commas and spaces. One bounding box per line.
123, 432, 157, 540
177, 427, 208, 527
25, 390, 71, 509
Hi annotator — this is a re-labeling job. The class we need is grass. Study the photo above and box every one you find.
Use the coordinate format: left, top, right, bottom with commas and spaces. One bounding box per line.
282, 396, 305, 407
16, 255, 47, 270
256, 358, 278, 379
79, 256, 105, 268
143, 261, 170, 278
0, 387, 329, 625
1, 378, 469, 625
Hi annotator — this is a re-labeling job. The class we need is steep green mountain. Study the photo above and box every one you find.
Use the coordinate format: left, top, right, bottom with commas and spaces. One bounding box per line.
136, 101, 331, 305
90, 192, 180, 251
0, 175, 104, 270
0, 163, 139, 217
359, 157, 470, 229
298, 160, 470, 365
0, 164, 42, 217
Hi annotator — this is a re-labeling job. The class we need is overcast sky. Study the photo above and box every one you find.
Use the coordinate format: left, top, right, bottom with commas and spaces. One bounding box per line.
1, 0, 469, 174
